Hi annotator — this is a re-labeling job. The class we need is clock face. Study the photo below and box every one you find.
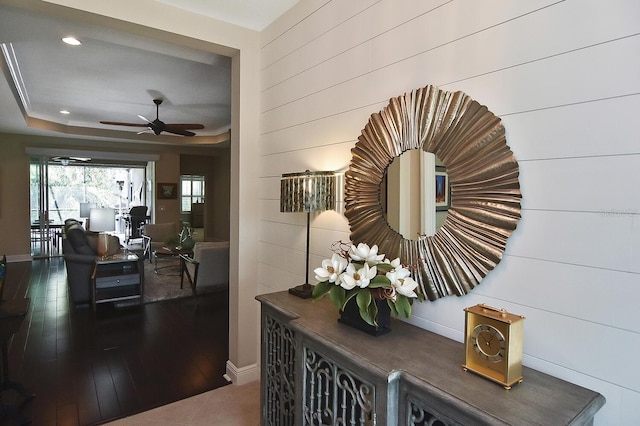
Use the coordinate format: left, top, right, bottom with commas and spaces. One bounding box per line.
471, 324, 506, 363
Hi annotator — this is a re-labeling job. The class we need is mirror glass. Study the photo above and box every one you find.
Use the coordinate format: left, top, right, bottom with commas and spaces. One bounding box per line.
381, 151, 448, 240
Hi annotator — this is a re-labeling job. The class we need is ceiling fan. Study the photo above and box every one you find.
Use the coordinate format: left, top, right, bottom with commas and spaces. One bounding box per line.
51, 156, 90, 166
100, 99, 204, 137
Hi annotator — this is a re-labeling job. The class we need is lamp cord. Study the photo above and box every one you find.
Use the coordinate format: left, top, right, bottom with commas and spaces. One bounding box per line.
305, 211, 311, 285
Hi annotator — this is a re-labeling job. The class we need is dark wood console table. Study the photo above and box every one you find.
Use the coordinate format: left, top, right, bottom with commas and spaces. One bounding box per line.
257, 291, 605, 425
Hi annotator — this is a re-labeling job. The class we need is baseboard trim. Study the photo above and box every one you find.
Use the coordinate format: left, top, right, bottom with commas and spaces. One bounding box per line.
225, 360, 259, 385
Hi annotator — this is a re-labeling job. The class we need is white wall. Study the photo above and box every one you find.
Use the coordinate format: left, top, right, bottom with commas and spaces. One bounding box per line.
259, 1, 640, 424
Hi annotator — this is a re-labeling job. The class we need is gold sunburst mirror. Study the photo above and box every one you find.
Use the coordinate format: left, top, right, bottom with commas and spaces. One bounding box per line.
344, 85, 521, 301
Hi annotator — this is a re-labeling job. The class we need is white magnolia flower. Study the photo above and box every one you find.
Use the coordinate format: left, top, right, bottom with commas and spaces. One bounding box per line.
388, 273, 419, 298
383, 257, 402, 270
348, 243, 385, 265
314, 253, 348, 284
340, 263, 377, 290
389, 266, 411, 280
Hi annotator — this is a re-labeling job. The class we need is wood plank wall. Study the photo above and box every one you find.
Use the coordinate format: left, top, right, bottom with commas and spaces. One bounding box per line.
257, 1, 640, 424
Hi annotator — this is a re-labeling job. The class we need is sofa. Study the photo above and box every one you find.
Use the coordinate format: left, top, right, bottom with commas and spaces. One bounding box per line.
180, 241, 229, 298
62, 219, 122, 305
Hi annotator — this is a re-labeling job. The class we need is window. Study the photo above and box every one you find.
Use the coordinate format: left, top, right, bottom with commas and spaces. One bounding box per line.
180, 175, 205, 213
30, 161, 147, 223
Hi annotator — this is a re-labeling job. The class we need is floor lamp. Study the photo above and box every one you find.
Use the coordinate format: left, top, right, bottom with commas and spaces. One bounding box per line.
281, 170, 336, 298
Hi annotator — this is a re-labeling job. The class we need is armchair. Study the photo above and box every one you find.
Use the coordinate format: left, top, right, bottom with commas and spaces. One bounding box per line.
180, 241, 229, 300
142, 221, 181, 261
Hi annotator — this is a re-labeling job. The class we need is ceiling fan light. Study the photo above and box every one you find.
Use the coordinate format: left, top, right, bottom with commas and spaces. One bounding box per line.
62, 36, 81, 46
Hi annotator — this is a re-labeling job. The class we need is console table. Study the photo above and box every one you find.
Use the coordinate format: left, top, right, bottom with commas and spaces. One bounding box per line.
257, 291, 605, 425
92, 253, 142, 311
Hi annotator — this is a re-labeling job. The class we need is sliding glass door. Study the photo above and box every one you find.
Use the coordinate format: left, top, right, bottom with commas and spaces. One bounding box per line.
29, 158, 149, 258
30, 157, 56, 258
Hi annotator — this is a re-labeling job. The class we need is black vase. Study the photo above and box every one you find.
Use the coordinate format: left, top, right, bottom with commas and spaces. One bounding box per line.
338, 296, 391, 336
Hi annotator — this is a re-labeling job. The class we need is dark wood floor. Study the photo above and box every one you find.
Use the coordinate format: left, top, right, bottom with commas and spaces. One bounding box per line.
1, 257, 229, 425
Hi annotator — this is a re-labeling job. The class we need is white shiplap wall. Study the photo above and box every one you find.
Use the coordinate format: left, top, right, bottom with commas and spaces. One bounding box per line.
258, 1, 640, 424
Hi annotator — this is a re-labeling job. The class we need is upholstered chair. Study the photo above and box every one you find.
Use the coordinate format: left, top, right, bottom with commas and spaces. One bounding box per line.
180, 241, 229, 301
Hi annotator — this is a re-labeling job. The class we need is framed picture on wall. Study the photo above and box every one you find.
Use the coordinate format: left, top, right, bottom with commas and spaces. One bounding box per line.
435, 166, 450, 211
157, 182, 178, 199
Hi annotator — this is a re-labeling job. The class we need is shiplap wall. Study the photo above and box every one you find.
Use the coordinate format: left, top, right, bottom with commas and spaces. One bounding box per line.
258, 1, 640, 424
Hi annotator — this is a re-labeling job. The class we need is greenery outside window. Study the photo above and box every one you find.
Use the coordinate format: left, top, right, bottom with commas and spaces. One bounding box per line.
30, 161, 146, 223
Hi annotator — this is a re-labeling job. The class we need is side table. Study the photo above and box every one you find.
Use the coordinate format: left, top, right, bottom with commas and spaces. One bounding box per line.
92, 253, 142, 311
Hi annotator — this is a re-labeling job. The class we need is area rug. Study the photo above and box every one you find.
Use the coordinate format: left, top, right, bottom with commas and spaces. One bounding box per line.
142, 258, 194, 303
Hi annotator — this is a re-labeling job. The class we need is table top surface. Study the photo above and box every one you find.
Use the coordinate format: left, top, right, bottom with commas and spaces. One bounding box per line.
95, 253, 139, 264
257, 291, 606, 425
30, 223, 65, 229
154, 246, 193, 255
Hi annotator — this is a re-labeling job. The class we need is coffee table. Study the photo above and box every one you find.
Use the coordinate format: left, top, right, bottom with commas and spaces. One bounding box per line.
153, 246, 193, 275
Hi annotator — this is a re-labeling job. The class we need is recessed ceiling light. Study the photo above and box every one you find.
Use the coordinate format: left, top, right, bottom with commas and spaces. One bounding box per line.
59, 110, 70, 115
61, 37, 81, 46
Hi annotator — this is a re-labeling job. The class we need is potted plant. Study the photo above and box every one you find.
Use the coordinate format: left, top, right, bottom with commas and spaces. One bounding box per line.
312, 242, 423, 335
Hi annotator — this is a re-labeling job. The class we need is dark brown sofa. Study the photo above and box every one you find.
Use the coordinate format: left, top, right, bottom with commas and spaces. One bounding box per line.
62, 219, 121, 305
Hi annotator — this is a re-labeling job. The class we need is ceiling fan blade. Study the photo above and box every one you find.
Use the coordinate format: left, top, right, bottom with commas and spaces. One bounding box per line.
52, 156, 91, 165
101, 100, 202, 137
164, 123, 205, 131
100, 121, 149, 128
165, 128, 196, 137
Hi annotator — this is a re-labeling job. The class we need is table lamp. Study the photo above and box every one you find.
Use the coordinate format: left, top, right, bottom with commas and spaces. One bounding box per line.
79, 202, 96, 228
89, 208, 116, 257
280, 170, 335, 298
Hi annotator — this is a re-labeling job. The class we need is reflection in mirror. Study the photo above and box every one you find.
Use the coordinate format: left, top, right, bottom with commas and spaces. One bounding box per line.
382, 151, 447, 240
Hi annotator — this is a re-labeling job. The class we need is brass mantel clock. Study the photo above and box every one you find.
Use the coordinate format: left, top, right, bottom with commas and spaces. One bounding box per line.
462, 304, 525, 389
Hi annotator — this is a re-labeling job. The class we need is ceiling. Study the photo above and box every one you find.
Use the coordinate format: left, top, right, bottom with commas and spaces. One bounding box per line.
0, 0, 299, 148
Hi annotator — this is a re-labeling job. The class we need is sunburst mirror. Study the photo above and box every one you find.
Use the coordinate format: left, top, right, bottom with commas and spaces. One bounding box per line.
344, 85, 521, 301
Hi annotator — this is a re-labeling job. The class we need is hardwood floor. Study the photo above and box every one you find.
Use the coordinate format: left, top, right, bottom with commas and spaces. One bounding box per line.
1, 258, 229, 425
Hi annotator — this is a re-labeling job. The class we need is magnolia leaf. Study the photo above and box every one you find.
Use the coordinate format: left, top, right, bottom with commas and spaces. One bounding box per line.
329, 286, 346, 310
356, 290, 377, 326
395, 295, 412, 318
368, 275, 390, 288
343, 289, 359, 307
376, 263, 393, 273
312, 281, 333, 299
388, 299, 400, 317
367, 299, 379, 326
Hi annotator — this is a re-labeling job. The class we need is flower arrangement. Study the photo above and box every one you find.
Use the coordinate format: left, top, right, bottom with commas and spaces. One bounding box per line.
312, 242, 423, 326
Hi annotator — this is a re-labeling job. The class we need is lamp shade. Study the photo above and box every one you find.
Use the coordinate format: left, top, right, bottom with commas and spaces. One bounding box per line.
89, 208, 116, 232
280, 170, 336, 213
79, 202, 97, 218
